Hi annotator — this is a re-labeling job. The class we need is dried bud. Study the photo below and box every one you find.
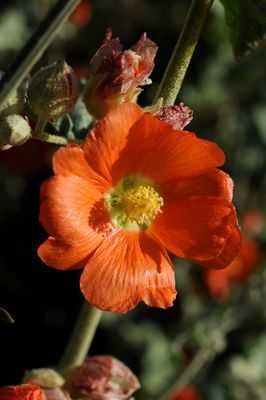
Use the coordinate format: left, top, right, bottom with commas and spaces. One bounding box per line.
155, 103, 193, 130
0, 114, 31, 148
0, 72, 25, 117
64, 355, 140, 399
28, 60, 79, 123
0, 383, 44, 400
83, 30, 157, 119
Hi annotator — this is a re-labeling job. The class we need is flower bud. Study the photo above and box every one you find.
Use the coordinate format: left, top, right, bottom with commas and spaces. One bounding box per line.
23, 369, 71, 400
0, 114, 31, 148
0, 383, 44, 400
63, 355, 140, 399
155, 103, 193, 131
83, 30, 157, 119
0, 72, 25, 117
27, 60, 79, 123
23, 368, 65, 389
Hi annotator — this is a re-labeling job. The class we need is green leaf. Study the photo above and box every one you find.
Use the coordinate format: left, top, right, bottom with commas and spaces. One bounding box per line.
219, 0, 266, 60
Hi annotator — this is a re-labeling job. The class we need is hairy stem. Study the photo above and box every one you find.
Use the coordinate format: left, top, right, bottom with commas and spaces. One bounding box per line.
155, 0, 214, 106
58, 302, 103, 370
31, 132, 74, 146
0, 0, 81, 108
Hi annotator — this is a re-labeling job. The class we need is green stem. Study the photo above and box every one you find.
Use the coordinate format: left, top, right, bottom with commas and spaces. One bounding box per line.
58, 301, 103, 370
155, 0, 214, 106
31, 132, 72, 146
0, 0, 81, 108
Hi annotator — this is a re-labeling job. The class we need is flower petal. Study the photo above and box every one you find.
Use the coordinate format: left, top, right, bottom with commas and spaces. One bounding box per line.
197, 209, 242, 269
53, 144, 109, 191
80, 231, 176, 313
38, 237, 92, 270
113, 112, 225, 184
82, 103, 143, 185
150, 196, 237, 262
161, 169, 233, 203
39, 175, 112, 247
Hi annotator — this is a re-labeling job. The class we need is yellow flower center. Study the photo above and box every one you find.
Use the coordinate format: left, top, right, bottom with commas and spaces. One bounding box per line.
107, 176, 164, 230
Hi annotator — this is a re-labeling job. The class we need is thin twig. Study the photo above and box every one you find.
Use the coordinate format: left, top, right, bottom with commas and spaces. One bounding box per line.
0, 0, 81, 108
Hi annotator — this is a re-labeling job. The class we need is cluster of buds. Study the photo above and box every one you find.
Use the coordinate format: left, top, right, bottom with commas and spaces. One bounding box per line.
0, 356, 140, 400
1, 29, 193, 151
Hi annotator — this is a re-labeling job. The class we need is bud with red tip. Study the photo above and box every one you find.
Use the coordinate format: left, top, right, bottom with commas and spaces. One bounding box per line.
27, 60, 79, 125
83, 30, 157, 119
0, 383, 44, 400
63, 355, 140, 399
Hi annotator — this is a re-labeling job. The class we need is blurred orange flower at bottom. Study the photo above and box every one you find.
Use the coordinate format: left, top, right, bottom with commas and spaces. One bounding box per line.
204, 238, 263, 300
171, 386, 199, 400
0, 383, 44, 400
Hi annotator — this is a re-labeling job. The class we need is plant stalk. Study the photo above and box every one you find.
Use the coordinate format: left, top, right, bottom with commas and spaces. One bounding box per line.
155, 0, 214, 106
0, 0, 81, 108
58, 302, 103, 370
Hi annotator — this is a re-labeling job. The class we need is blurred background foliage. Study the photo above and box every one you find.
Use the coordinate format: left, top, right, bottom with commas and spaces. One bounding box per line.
0, 1, 266, 399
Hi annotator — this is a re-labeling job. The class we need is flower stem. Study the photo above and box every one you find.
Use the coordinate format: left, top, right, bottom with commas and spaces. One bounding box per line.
0, 0, 81, 108
31, 132, 72, 146
58, 301, 103, 370
155, 0, 214, 106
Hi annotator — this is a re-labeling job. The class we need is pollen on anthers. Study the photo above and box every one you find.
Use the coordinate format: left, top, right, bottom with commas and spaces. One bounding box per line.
107, 177, 164, 229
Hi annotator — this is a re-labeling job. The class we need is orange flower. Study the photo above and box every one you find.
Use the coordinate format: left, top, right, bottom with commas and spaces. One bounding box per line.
38, 103, 241, 313
171, 386, 199, 400
204, 238, 262, 300
0, 383, 44, 400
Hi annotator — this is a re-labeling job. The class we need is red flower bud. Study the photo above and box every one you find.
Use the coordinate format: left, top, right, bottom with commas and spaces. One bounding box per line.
64, 356, 140, 399
83, 30, 157, 119
28, 60, 79, 124
0, 383, 44, 400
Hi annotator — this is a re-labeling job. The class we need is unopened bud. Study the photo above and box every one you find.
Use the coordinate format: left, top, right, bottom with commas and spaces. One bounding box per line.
23, 368, 65, 389
28, 60, 79, 123
83, 30, 157, 119
0, 72, 25, 117
63, 355, 140, 400
0, 114, 31, 148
